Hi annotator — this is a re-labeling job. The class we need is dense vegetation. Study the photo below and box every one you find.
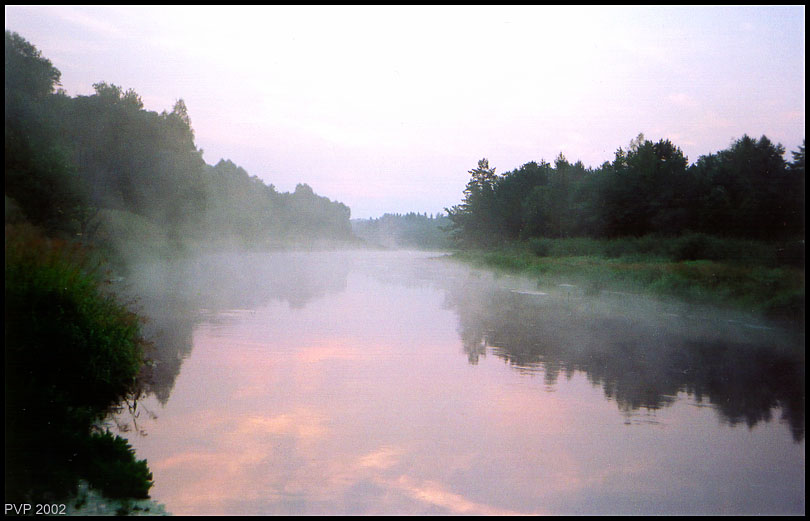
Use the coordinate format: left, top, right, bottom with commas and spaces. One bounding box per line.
453, 235, 804, 320
445, 140, 805, 320
446, 135, 804, 247
351, 212, 452, 250
5, 224, 152, 502
5, 30, 353, 268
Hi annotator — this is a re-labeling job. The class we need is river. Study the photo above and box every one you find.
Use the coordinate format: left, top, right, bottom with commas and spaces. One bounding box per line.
113, 250, 805, 515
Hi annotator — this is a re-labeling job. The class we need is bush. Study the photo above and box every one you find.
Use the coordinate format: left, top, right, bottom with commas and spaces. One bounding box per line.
78, 431, 154, 499
5, 224, 150, 502
5, 225, 143, 417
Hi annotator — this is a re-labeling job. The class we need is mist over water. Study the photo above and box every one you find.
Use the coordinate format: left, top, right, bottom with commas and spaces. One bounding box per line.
114, 250, 804, 515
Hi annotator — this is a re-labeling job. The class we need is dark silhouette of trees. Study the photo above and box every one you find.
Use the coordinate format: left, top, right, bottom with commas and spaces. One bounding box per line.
5, 31, 353, 257
446, 133, 805, 248
5, 31, 85, 236
446, 158, 506, 248
4, 30, 60, 98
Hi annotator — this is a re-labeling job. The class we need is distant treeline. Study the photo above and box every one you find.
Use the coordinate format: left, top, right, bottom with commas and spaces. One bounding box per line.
5, 31, 352, 259
352, 212, 452, 250
447, 134, 805, 249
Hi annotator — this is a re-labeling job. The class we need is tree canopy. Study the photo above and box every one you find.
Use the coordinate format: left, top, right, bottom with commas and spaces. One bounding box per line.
5, 30, 354, 259
446, 134, 805, 247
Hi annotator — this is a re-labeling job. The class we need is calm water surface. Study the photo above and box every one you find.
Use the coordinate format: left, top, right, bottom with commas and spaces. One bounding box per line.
115, 250, 805, 515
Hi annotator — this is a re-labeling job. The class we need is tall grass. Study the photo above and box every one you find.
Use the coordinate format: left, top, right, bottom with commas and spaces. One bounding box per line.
454, 233, 805, 321
525, 233, 799, 266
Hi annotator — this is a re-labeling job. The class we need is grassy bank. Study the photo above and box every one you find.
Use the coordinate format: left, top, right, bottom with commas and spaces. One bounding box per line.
451, 234, 805, 323
5, 224, 154, 504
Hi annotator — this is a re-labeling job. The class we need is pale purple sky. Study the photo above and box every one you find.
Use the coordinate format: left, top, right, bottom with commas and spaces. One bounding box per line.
5, 5, 805, 218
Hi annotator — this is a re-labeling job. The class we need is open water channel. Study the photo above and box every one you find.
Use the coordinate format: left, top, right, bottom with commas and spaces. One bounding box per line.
113, 250, 805, 515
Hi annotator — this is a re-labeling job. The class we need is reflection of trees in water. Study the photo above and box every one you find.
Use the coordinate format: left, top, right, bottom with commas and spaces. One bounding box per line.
446, 277, 805, 442
134, 296, 195, 405
120, 252, 352, 406
115, 251, 804, 443
460, 325, 488, 365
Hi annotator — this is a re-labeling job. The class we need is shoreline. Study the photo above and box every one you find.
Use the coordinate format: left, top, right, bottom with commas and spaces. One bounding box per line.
447, 246, 805, 329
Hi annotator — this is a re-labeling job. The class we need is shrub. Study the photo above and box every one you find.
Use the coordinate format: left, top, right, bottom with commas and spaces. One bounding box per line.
5, 224, 150, 502
5, 224, 143, 419
78, 430, 154, 499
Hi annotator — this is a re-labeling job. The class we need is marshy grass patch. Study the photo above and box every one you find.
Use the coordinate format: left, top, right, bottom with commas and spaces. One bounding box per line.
451, 234, 804, 322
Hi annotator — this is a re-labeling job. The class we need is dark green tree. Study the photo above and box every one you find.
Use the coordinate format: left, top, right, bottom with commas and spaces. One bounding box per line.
4, 30, 61, 99
784, 139, 805, 237
600, 135, 690, 237
699, 135, 790, 237
446, 158, 505, 248
5, 31, 87, 236
494, 160, 550, 239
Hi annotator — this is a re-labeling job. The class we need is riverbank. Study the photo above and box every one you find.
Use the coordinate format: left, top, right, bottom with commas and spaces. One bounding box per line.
5, 224, 156, 507
65, 481, 170, 516
449, 235, 805, 325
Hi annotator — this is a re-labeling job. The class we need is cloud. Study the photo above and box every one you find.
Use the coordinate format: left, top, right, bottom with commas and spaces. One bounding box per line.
391, 475, 541, 515
357, 446, 402, 470
237, 411, 328, 440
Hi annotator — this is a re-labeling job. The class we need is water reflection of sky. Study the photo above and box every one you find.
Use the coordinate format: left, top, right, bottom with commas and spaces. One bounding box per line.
119, 252, 805, 515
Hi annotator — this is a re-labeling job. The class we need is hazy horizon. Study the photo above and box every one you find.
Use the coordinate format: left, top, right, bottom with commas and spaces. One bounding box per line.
4, 5, 805, 218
